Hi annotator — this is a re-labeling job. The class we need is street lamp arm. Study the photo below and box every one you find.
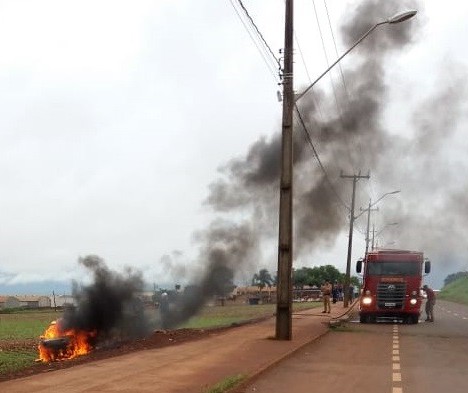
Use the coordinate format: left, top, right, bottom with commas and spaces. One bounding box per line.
354, 190, 400, 220
354, 205, 378, 220
295, 9, 417, 103
376, 222, 399, 237
370, 190, 400, 208
295, 22, 384, 103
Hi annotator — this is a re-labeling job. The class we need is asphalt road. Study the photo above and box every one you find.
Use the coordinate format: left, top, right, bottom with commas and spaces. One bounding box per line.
239, 300, 468, 393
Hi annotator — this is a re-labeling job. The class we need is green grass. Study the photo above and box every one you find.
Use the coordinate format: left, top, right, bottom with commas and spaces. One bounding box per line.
0, 351, 38, 375
439, 276, 468, 305
0, 310, 61, 379
203, 374, 246, 393
180, 302, 319, 329
0, 310, 59, 340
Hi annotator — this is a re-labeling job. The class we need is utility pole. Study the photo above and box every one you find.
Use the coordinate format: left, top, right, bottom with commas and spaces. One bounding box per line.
371, 224, 375, 251
341, 171, 369, 307
362, 200, 379, 256
276, 0, 294, 341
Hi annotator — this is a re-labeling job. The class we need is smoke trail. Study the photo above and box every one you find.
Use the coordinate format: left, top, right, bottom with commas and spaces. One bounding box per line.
161, 220, 259, 328
62, 255, 150, 339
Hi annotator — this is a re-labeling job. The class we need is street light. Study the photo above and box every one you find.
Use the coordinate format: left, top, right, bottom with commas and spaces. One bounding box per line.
275, 4, 416, 340
372, 222, 399, 250
359, 190, 400, 256
294, 10, 417, 103
341, 190, 399, 307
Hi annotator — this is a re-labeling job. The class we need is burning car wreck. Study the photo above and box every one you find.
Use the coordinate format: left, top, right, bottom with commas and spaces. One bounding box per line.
38, 255, 151, 363
38, 319, 97, 362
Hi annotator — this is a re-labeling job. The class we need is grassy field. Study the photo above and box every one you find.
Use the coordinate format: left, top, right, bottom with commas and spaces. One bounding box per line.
0, 301, 319, 377
438, 276, 468, 305
0, 309, 59, 375
0, 308, 59, 340
180, 301, 319, 329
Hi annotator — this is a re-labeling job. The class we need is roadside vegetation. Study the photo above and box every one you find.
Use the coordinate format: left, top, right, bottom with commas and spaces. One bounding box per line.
203, 374, 246, 393
439, 275, 468, 305
180, 301, 319, 329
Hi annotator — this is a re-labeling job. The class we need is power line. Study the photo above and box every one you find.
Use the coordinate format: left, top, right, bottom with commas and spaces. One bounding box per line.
228, 0, 279, 83
323, 0, 349, 99
311, 0, 343, 117
294, 31, 325, 123
311, 0, 356, 172
236, 0, 281, 69
236, 0, 282, 73
229, 0, 350, 220
294, 104, 349, 211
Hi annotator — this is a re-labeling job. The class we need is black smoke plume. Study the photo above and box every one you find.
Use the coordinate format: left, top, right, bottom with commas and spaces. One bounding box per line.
62, 255, 150, 339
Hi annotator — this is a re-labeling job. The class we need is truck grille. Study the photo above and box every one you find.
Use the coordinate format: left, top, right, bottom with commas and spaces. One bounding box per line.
377, 283, 406, 309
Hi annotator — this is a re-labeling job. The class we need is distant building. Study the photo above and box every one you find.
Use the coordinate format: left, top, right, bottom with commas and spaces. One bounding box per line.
50, 294, 76, 308
0, 295, 51, 309
0, 296, 21, 309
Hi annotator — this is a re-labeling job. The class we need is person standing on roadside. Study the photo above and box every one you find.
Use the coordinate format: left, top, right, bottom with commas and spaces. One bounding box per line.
348, 284, 355, 304
422, 284, 436, 322
321, 280, 332, 313
332, 281, 339, 304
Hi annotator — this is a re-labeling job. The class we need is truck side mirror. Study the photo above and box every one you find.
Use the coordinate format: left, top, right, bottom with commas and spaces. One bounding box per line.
356, 259, 363, 274
424, 260, 431, 274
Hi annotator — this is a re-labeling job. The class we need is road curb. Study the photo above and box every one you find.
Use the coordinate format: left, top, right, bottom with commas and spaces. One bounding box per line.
227, 325, 331, 393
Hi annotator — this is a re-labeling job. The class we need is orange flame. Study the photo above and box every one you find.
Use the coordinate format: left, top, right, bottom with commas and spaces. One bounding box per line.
38, 319, 97, 362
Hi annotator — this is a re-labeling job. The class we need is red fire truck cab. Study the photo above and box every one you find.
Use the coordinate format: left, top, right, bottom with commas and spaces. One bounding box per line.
356, 249, 431, 324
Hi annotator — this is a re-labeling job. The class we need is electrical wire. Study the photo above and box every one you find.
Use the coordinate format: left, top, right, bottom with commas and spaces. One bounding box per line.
294, 104, 349, 212
311, 0, 356, 173
294, 31, 325, 123
323, 0, 349, 99
236, 0, 282, 72
228, 0, 280, 83
228, 0, 354, 226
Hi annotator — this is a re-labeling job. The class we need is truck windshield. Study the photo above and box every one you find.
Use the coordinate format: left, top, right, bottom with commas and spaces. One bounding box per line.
367, 261, 420, 276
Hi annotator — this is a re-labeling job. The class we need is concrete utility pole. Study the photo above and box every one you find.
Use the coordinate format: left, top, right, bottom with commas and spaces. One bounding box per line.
341, 171, 369, 307
276, 0, 294, 341
371, 224, 375, 251
362, 200, 379, 257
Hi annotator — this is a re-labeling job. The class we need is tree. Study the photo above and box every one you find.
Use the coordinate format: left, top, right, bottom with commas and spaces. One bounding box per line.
252, 268, 274, 291
444, 271, 468, 287
292, 268, 310, 289
292, 265, 343, 287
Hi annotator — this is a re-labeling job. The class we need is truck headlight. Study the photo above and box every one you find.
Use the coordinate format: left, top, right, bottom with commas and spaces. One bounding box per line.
362, 297, 372, 305
410, 298, 417, 305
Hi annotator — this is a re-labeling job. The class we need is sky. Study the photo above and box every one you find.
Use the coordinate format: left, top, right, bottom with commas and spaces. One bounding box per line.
0, 0, 467, 294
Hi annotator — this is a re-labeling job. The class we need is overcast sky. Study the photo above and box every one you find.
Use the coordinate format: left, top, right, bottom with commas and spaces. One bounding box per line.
0, 0, 467, 291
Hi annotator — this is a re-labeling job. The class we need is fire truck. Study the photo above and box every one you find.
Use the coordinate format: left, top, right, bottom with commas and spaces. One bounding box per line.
356, 249, 431, 324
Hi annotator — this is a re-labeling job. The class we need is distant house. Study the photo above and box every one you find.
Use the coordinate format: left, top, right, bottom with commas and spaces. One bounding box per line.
234, 286, 277, 303
0, 296, 21, 309
17, 295, 51, 308
0, 295, 52, 309
50, 294, 76, 308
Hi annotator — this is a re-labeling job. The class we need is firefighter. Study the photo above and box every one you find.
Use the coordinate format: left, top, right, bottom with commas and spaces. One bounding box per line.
321, 280, 332, 313
422, 285, 436, 322
159, 292, 170, 328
